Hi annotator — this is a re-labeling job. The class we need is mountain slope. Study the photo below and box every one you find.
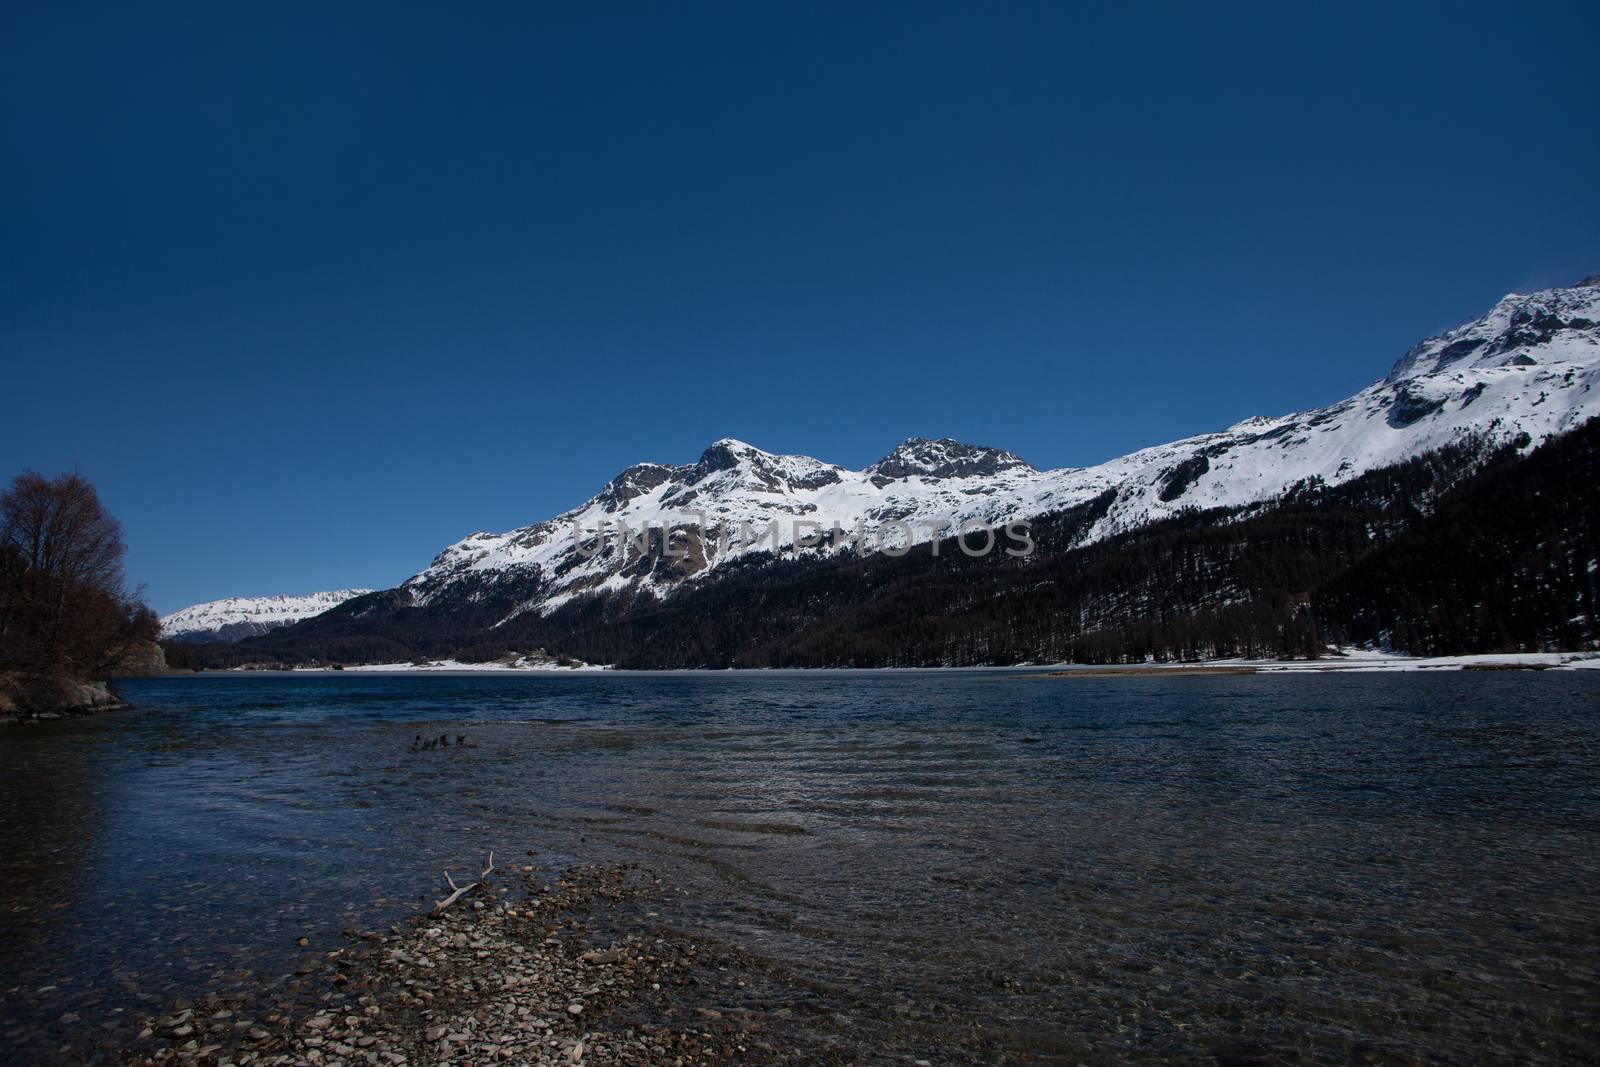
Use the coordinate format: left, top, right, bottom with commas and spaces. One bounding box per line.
1321, 413, 1600, 654
161, 590, 375, 644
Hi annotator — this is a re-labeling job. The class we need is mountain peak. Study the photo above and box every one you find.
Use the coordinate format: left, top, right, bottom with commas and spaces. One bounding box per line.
1386, 277, 1600, 383
693, 438, 767, 476
677, 437, 844, 494
597, 462, 675, 510
867, 437, 1034, 481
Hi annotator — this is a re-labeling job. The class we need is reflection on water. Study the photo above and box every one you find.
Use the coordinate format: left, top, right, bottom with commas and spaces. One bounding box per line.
2, 671, 1599, 1063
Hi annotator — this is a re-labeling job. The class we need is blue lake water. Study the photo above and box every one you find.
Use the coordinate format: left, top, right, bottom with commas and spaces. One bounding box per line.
2, 670, 1598, 1063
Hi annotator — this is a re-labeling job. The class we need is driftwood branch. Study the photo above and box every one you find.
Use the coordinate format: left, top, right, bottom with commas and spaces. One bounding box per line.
431, 851, 495, 915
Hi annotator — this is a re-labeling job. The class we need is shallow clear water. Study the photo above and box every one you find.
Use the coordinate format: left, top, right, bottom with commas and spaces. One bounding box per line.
2, 671, 1598, 1063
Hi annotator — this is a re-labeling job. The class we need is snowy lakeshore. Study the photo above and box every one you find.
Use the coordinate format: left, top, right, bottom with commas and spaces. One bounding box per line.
1050, 650, 1600, 675
235, 650, 1600, 675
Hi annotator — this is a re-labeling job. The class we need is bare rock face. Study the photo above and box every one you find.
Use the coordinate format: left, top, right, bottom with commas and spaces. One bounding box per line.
866, 436, 1034, 482
110, 639, 169, 677
0, 671, 130, 725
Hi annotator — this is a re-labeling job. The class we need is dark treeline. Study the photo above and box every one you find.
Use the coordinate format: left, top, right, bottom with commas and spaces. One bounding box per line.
180, 418, 1600, 669
1321, 415, 1600, 654
1, 471, 159, 679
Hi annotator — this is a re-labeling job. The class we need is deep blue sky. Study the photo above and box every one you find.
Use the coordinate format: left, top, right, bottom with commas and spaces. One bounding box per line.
4, 2, 1596, 613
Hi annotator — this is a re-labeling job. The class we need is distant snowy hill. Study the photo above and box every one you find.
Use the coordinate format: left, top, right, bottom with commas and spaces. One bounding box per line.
162, 590, 375, 644
391, 277, 1599, 625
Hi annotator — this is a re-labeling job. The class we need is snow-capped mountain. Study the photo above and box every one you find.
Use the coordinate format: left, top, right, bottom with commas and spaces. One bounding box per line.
396, 277, 1600, 626
162, 590, 375, 644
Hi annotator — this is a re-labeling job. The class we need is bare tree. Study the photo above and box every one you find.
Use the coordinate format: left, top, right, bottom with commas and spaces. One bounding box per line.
0, 470, 155, 676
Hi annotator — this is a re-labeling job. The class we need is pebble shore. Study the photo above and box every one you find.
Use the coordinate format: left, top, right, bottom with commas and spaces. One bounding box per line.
120, 863, 847, 1067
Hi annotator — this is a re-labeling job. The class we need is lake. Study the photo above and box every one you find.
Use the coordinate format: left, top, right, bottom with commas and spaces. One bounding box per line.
2, 671, 1598, 1063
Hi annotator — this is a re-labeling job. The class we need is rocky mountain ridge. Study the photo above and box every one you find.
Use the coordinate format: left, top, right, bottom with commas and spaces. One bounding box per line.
391, 277, 1599, 625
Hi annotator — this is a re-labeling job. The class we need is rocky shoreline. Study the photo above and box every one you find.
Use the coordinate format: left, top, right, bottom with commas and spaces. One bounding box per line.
120, 863, 851, 1067
0, 672, 130, 726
